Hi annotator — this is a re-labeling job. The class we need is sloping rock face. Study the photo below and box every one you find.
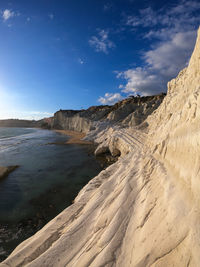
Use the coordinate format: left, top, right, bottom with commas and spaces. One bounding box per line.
51, 94, 165, 133
0, 96, 164, 131
110, 95, 165, 126
1, 27, 200, 267
52, 110, 93, 132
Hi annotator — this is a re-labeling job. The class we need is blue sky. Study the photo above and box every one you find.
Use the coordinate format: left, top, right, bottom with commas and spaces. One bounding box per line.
0, 0, 199, 119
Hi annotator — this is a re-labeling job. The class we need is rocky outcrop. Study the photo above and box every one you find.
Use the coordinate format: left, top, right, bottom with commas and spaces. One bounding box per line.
108, 95, 165, 126
0, 96, 165, 132
1, 27, 200, 267
0, 166, 19, 180
51, 94, 165, 133
52, 110, 94, 133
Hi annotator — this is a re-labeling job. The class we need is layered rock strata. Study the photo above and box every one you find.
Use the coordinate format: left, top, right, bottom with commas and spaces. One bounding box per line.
51, 94, 165, 133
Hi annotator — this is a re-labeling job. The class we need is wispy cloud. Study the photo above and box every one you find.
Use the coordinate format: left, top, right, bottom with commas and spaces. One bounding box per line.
49, 14, 54, 20
78, 58, 84, 64
89, 29, 115, 54
98, 92, 122, 105
2, 9, 15, 21
126, 1, 200, 32
103, 3, 113, 11
119, 0, 200, 95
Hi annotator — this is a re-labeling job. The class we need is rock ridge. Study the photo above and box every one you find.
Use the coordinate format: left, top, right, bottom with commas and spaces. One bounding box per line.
50, 94, 165, 133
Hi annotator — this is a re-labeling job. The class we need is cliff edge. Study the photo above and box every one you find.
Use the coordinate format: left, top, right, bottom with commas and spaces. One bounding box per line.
1, 27, 200, 267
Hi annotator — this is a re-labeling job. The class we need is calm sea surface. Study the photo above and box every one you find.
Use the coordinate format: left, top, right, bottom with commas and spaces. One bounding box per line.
0, 127, 103, 260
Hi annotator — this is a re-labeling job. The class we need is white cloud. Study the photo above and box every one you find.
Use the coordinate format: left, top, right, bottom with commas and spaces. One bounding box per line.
119, 0, 200, 95
117, 68, 162, 95
2, 9, 15, 21
89, 29, 115, 54
98, 93, 122, 105
144, 31, 196, 77
117, 30, 197, 95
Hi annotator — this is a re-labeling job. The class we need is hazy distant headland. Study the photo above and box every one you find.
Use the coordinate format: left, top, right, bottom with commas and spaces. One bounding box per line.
0, 118, 53, 129
0, 94, 166, 132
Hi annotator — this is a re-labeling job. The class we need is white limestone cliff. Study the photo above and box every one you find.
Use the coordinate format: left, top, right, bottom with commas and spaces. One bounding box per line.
1, 27, 200, 267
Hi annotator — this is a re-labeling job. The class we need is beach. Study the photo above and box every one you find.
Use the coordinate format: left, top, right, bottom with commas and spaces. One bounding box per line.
55, 129, 93, 145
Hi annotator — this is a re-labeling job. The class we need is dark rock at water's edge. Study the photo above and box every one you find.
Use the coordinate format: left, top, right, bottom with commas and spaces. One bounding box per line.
0, 166, 19, 181
85, 143, 119, 168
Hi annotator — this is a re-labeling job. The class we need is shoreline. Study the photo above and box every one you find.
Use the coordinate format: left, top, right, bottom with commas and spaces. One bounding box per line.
54, 129, 93, 145
0, 129, 102, 262
54, 129, 118, 169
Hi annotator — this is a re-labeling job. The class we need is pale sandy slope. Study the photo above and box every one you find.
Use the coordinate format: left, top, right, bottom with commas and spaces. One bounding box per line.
1, 27, 200, 267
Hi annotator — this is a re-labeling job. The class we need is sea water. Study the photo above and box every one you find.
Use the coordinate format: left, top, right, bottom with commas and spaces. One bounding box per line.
0, 127, 103, 260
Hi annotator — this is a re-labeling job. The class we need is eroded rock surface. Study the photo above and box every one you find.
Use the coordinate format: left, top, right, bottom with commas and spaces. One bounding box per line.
1, 27, 200, 267
51, 94, 165, 133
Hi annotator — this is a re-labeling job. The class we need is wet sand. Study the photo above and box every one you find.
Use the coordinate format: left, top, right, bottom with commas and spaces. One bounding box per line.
55, 130, 93, 145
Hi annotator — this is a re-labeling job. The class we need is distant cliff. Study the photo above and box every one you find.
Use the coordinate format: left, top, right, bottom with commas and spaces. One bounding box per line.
51, 94, 166, 133
0, 95, 165, 132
